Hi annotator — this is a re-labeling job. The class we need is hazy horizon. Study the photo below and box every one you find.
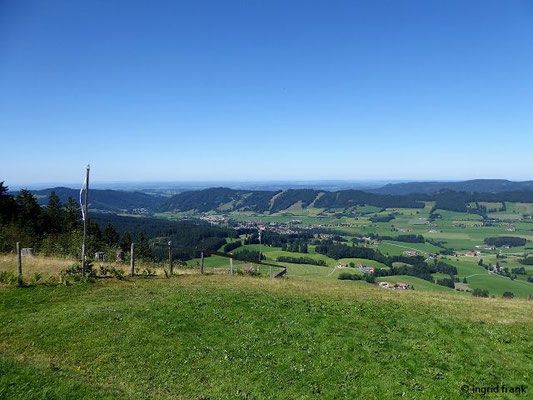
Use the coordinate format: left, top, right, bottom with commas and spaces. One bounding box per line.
5, 177, 533, 192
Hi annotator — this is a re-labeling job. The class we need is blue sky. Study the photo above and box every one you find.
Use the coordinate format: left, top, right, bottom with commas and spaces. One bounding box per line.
1, 0, 532, 185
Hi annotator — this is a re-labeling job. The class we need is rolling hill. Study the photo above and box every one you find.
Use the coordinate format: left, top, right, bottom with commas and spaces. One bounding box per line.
18, 187, 166, 212
372, 179, 533, 195
14, 183, 533, 214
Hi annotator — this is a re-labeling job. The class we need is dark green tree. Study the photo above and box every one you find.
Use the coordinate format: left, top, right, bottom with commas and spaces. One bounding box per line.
63, 197, 81, 231
15, 189, 43, 242
44, 191, 63, 234
0, 182, 17, 224
136, 232, 152, 260
103, 223, 119, 247
120, 232, 132, 252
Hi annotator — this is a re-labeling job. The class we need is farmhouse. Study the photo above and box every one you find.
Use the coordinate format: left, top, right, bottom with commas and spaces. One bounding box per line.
377, 282, 411, 290
358, 264, 375, 274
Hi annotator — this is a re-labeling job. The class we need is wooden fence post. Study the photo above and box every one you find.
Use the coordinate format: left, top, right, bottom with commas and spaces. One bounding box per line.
270, 265, 273, 280
200, 251, 204, 274
168, 241, 173, 274
130, 243, 135, 277
16, 242, 22, 284
230, 257, 233, 275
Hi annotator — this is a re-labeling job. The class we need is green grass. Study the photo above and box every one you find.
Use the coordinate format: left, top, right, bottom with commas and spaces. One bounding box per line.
1, 275, 533, 399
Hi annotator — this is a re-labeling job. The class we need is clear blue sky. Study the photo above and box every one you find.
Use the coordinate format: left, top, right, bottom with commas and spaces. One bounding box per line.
1, 0, 532, 185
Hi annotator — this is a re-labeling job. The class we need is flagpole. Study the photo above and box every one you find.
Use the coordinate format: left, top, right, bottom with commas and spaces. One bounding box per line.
81, 165, 90, 277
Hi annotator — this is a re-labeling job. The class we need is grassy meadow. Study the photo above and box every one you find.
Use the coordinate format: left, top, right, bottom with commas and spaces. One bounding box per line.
1, 273, 532, 399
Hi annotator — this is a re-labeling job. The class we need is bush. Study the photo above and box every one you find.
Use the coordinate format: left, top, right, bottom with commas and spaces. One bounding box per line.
30, 272, 42, 285
60, 262, 97, 283
472, 288, 489, 297
338, 272, 362, 281
511, 267, 526, 275
0, 271, 19, 285
520, 257, 533, 265
98, 265, 125, 280
502, 291, 515, 299
436, 278, 455, 289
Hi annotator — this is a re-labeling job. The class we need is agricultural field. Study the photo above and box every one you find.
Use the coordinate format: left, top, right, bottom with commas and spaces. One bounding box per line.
174, 200, 533, 298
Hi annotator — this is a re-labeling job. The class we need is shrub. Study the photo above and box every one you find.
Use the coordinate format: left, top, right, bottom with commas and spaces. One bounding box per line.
338, 272, 362, 281
472, 288, 489, 297
60, 262, 97, 282
98, 265, 125, 280
436, 278, 455, 289
502, 291, 515, 299
30, 272, 42, 285
0, 271, 19, 285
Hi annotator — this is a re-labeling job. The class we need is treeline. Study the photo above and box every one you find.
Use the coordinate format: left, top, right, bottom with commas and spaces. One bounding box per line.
1, 183, 82, 254
237, 229, 314, 251
233, 249, 265, 262
0, 182, 238, 262
484, 236, 527, 248
22, 186, 164, 212
378, 234, 425, 244
430, 190, 533, 214
315, 240, 388, 264
17, 185, 533, 215
276, 256, 327, 266
520, 257, 533, 265
0, 183, 147, 259
223, 241, 242, 253
369, 214, 396, 223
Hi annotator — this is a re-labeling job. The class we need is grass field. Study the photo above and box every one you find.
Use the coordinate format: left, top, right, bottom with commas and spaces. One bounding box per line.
376, 275, 458, 294
1, 274, 533, 399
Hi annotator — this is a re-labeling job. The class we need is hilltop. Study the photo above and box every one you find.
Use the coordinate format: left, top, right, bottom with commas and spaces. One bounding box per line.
1, 273, 531, 399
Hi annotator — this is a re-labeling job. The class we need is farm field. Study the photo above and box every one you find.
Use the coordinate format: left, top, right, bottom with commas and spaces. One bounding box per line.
1, 274, 532, 399
199, 201, 533, 298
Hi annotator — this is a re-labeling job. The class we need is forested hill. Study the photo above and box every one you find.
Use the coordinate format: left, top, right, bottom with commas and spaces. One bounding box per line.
160, 187, 426, 212
15, 184, 533, 214
371, 179, 533, 195
19, 187, 166, 211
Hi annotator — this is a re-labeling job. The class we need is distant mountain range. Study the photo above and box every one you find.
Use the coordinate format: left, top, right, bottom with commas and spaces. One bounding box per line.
371, 179, 533, 195
13, 179, 533, 214
22, 187, 165, 211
